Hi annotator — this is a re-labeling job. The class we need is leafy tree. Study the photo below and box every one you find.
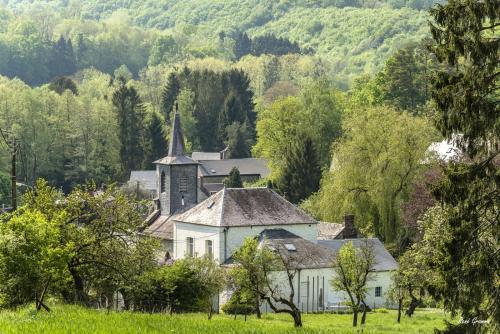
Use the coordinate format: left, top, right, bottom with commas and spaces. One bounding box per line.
427, 0, 499, 332
232, 237, 305, 327
0, 172, 10, 206
224, 167, 243, 188
221, 289, 256, 320
277, 137, 321, 204
310, 107, 437, 244
0, 208, 72, 311
330, 240, 375, 327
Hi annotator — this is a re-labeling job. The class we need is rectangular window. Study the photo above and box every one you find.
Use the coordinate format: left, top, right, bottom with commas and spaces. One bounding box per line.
375, 286, 382, 297
179, 176, 188, 192
186, 237, 194, 257
206, 240, 213, 259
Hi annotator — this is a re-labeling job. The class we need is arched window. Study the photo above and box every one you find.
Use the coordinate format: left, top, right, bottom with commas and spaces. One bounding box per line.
160, 171, 166, 193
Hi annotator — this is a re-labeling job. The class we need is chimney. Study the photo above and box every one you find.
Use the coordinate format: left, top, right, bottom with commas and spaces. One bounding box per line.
343, 214, 357, 239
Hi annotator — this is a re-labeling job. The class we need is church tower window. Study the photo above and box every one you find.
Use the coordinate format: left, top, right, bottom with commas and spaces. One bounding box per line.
160, 171, 166, 193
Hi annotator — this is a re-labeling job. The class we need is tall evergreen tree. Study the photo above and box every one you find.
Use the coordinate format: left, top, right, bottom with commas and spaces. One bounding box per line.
146, 112, 168, 168
234, 32, 252, 60
429, 1, 499, 332
226, 122, 251, 159
278, 137, 321, 204
112, 77, 146, 177
161, 72, 180, 122
224, 167, 243, 188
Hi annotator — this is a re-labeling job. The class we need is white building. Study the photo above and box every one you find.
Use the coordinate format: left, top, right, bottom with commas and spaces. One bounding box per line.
143, 110, 397, 312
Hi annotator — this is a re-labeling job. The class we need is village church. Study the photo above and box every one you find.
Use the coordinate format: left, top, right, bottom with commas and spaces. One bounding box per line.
143, 110, 398, 313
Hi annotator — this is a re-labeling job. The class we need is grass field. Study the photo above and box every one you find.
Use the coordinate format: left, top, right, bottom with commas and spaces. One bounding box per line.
0, 305, 454, 334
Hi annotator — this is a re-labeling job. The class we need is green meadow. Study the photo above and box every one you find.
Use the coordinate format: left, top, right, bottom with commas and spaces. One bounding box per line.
0, 305, 454, 334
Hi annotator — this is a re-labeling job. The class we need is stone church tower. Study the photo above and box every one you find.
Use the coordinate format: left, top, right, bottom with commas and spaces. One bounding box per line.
154, 110, 198, 216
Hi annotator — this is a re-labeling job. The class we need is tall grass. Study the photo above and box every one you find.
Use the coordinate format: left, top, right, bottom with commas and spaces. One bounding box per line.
0, 305, 453, 334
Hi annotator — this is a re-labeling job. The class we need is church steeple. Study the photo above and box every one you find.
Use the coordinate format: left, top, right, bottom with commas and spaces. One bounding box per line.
154, 103, 199, 216
168, 104, 185, 157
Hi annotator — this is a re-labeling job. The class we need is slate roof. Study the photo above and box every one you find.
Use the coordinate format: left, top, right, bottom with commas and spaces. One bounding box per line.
129, 170, 156, 191
319, 238, 398, 271
257, 229, 337, 269
199, 158, 270, 177
143, 214, 175, 239
317, 222, 344, 240
154, 112, 198, 165
202, 183, 224, 194
192, 152, 221, 161
173, 188, 318, 227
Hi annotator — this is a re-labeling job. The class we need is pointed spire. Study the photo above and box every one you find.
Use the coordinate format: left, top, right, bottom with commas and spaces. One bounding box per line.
168, 102, 185, 157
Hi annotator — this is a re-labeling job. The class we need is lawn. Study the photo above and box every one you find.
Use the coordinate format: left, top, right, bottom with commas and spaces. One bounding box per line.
0, 305, 454, 334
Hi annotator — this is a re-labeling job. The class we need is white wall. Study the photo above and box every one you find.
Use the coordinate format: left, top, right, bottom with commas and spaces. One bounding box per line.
229, 267, 395, 314
173, 222, 222, 260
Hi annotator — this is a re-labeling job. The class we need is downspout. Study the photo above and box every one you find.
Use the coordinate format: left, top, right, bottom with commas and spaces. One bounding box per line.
223, 227, 228, 261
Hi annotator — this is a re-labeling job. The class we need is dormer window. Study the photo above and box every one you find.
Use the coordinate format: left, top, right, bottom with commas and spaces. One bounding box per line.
160, 171, 166, 193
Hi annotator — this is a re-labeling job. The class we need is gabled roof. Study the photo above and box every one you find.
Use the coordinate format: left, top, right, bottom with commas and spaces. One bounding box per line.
173, 188, 318, 227
319, 238, 398, 271
199, 158, 270, 177
143, 214, 175, 240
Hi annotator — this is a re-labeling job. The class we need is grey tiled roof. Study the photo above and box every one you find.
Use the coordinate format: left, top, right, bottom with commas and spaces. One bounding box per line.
143, 214, 175, 239
154, 155, 198, 165
202, 183, 224, 194
174, 188, 317, 227
129, 170, 156, 191
319, 238, 398, 271
192, 152, 221, 160
199, 158, 270, 177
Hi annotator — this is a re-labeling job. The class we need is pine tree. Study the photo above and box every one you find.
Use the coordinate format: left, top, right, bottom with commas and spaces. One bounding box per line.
224, 167, 243, 188
225, 122, 251, 159
146, 112, 168, 168
428, 1, 499, 332
112, 77, 146, 177
278, 137, 321, 204
234, 32, 252, 60
161, 72, 181, 122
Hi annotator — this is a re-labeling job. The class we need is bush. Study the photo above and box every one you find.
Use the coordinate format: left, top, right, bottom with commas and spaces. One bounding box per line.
374, 308, 388, 313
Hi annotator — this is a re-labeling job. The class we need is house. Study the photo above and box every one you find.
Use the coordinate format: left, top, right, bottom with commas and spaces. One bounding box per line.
143, 111, 397, 312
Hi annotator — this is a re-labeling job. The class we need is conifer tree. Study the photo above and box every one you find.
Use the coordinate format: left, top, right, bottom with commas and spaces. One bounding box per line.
224, 167, 243, 188
429, 1, 498, 332
146, 112, 168, 168
278, 137, 321, 204
161, 72, 180, 121
234, 32, 252, 60
112, 77, 146, 177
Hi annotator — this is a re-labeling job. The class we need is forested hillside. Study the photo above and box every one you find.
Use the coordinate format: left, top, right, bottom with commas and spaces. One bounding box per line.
0, 0, 438, 86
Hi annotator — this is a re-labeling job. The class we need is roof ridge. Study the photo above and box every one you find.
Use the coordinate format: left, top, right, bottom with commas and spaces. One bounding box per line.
268, 188, 318, 224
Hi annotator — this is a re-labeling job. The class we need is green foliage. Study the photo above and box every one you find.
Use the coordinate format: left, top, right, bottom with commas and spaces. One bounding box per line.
254, 80, 343, 179
0, 207, 72, 308
428, 1, 499, 332
331, 240, 376, 327
112, 78, 147, 178
311, 107, 437, 243
221, 289, 255, 317
145, 111, 168, 169
0, 172, 10, 206
48, 76, 78, 95
277, 137, 321, 204
0, 304, 455, 334
224, 167, 243, 188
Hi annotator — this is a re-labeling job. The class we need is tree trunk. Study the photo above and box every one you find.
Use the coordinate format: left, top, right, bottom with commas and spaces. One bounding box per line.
255, 297, 261, 319
361, 301, 367, 325
397, 298, 402, 323
406, 297, 420, 317
69, 267, 88, 305
292, 308, 302, 327
352, 310, 358, 327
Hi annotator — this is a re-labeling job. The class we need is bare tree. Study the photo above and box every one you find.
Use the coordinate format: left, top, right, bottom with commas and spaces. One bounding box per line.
330, 239, 376, 327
